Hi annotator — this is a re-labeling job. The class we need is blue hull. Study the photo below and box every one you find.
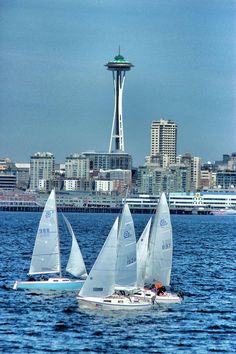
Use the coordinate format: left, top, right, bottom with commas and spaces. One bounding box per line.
13, 278, 85, 291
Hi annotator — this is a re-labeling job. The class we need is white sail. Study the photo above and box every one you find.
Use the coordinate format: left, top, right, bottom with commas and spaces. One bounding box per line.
115, 203, 137, 290
29, 189, 61, 275
63, 215, 87, 279
145, 193, 173, 286
79, 217, 118, 298
136, 218, 152, 288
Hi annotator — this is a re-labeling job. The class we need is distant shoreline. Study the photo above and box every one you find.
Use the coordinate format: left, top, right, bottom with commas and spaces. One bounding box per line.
0, 205, 212, 215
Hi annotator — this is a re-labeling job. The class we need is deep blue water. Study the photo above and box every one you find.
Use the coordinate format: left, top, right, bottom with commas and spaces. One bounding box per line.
0, 212, 235, 353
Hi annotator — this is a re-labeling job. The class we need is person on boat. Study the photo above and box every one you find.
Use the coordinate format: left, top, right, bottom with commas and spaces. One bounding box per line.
154, 282, 167, 296
28, 275, 35, 282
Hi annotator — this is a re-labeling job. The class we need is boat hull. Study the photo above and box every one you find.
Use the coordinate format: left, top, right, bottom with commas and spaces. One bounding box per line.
133, 289, 182, 304
211, 209, 236, 215
77, 296, 153, 310
155, 293, 182, 304
13, 278, 85, 291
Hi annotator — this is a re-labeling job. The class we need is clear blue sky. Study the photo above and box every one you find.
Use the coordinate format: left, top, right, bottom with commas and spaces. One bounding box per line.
0, 0, 235, 166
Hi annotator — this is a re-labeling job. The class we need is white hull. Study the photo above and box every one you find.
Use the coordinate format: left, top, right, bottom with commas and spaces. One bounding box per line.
77, 295, 153, 310
155, 292, 182, 304
13, 277, 85, 291
211, 209, 236, 215
133, 289, 182, 304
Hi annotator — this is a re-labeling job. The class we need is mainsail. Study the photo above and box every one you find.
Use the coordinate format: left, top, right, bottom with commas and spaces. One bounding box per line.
79, 217, 118, 298
63, 215, 87, 279
136, 218, 152, 288
115, 203, 137, 289
29, 189, 61, 275
145, 193, 173, 286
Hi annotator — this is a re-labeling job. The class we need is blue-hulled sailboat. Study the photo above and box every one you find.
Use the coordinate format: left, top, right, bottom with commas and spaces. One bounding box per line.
13, 189, 87, 292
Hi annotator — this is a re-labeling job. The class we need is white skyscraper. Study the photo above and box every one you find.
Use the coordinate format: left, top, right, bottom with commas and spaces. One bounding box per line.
151, 118, 177, 166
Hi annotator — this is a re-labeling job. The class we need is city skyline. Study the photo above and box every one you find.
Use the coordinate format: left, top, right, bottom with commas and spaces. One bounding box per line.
0, 1, 235, 165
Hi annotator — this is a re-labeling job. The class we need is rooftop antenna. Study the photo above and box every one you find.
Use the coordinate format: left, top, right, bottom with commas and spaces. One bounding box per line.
118, 45, 121, 55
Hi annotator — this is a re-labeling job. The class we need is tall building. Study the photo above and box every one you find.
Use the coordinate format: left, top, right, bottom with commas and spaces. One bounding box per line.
65, 154, 89, 179
30, 152, 55, 191
82, 152, 132, 172
151, 119, 177, 166
15, 163, 30, 190
176, 153, 201, 191
105, 51, 133, 153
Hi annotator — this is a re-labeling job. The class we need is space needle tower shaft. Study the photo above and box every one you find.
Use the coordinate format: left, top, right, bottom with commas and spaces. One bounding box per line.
105, 51, 133, 153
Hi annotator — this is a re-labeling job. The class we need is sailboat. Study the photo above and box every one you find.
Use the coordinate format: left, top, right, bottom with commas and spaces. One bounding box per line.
13, 189, 87, 291
77, 204, 155, 310
137, 192, 182, 304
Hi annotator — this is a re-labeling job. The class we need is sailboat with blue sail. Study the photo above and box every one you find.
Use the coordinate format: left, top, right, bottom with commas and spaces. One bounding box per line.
137, 192, 183, 303
13, 189, 87, 291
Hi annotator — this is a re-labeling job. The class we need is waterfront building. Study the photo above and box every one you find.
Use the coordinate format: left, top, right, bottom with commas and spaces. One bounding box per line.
65, 154, 89, 179
15, 163, 30, 190
35, 191, 122, 209
125, 191, 236, 211
150, 119, 177, 166
96, 168, 132, 194
82, 151, 132, 172
137, 163, 191, 195
105, 51, 133, 153
167, 165, 189, 193
176, 153, 201, 191
64, 179, 80, 191
98, 169, 131, 184
200, 168, 215, 190
137, 166, 163, 194
1, 190, 236, 213
95, 180, 114, 193
0, 158, 17, 190
0, 173, 17, 190
0, 158, 12, 172
64, 178, 91, 192
30, 152, 55, 192
214, 153, 236, 171
216, 171, 236, 190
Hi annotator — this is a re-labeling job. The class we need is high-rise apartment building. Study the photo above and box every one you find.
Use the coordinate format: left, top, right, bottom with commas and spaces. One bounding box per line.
151, 119, 177, 166
176, 153, 201, 191
82, 152, 132, 172
30, 152, 55, 191
65, 154, 89, 179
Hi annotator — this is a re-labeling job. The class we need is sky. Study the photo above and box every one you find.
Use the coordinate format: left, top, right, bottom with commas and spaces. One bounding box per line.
0, 0, 235, 166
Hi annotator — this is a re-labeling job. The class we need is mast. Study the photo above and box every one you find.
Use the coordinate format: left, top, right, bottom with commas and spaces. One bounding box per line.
54, 189, 62, 278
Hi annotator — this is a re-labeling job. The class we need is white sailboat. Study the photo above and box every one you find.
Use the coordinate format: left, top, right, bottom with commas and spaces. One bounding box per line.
13, 189, 87, 291
137, 193, 182, 304
136, 217, 152, 288
78, 204, 155, 310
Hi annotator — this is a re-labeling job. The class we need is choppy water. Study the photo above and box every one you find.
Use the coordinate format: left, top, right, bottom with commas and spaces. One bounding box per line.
0, 212, 235, 353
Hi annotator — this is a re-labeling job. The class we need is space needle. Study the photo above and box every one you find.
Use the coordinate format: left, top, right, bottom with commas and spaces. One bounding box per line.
105, 50, 133, 153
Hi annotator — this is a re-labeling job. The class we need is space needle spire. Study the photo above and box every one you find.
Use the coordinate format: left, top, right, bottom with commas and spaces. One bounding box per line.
105, 51, 133, 153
